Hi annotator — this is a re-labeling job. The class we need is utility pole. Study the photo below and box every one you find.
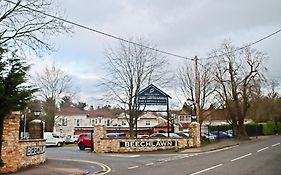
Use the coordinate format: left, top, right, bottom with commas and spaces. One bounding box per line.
194, 56, 200, 123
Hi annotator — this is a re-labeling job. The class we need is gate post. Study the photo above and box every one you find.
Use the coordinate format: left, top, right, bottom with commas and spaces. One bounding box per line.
1, 112, 20, 173
189, 122, 201, 148
93, 125, 106, 153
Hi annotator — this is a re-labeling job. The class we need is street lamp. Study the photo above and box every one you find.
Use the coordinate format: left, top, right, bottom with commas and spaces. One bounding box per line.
33, 109, 43, 139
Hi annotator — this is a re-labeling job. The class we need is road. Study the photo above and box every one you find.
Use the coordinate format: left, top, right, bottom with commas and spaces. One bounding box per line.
47, 135, 281, 175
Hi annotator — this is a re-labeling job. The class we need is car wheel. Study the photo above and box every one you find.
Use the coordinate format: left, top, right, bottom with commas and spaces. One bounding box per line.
78, 142, 85, 150
57, 142, 62, 147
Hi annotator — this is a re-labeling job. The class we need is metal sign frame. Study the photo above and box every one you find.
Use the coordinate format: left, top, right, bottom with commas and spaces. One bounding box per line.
135, 84, 171, 136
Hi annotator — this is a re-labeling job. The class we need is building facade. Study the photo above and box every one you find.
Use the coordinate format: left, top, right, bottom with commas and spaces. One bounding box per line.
54, 107, 167, 136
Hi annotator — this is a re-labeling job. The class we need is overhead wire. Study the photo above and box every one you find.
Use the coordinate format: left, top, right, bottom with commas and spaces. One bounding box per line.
3, 0, 192, 61
201, 29, 281, 60
3, 0, 281, 63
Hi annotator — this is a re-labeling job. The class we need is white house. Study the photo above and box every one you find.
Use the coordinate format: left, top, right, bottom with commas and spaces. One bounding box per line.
54, 107, 166, 136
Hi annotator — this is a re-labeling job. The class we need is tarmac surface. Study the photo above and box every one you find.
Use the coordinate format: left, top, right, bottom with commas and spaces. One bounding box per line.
10, 136, 272, 175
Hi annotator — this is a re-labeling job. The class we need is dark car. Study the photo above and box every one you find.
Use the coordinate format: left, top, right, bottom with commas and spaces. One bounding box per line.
150, 133, 182, 138
77, 133, 93, 150
106, 133, 126, 138
210, 131, 228, 139
175, 132, 189, 138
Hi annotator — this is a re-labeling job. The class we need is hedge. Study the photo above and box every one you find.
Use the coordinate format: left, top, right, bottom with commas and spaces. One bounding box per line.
245, 123, 263, 136
276, 122, 281, 134
209, 121, 281, 136
260, 122, 275, 135
209, 125, 232, 132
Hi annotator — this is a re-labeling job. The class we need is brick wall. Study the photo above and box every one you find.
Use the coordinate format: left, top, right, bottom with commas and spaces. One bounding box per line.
0, 112, 46, 174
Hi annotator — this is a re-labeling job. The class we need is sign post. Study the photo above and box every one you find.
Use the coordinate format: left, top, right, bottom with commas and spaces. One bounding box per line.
135, 84, 171, 136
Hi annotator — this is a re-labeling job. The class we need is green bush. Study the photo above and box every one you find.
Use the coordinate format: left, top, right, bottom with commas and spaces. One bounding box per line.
209, 124, 232, 132
245, 123, 262, 136
260, 122, 275, 135
276, 122, 281, 134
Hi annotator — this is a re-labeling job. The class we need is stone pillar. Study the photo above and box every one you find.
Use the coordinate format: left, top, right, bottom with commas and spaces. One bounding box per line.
188, 122, 201, 148
93, 125, 106, 153
29, 119, 42, 139
1, 112, 21, 173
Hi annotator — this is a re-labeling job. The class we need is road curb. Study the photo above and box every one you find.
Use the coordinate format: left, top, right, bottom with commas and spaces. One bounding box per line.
181, 143, 240, 154
48, 158, 111, 175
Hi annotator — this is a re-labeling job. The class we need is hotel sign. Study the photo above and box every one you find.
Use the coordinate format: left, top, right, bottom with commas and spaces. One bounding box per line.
137, 84, 170, 106
120, 141, 176, 147
26, 145, 46, 156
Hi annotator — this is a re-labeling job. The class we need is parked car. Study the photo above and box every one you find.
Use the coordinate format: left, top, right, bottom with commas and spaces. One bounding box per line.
225, 130, 233, 138
210, 131, 228, 139
106, 133, 126, 138
65, 135, 79, 144
77, 133, 93, 150
44, 132, 65, 147
175, 131, 189, 138
150, 133, 182, 138
137, 134, 149, 138
201, 132, 216, 140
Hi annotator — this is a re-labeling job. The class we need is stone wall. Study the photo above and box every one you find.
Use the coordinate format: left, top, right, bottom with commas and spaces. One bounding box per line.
93, 122, 201, 153
0, 112, 46, 174
189, 122, 201, 147
94, 125, 189, 153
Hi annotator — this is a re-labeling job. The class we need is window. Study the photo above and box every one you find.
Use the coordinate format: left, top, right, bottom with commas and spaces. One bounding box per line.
58, 118, 63, 126
92, 119, 95, 126
122, 120, 126, 126
146, 120, 150, 126
98, 116, 103, 123
75, 119, 81, 126
107, 119, 110, 126
180, 116, 185, 121
62, 117, 67, 126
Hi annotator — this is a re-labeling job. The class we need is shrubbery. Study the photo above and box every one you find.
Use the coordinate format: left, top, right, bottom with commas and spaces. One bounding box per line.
259, 122, 275, 135
209, 121, 281, 136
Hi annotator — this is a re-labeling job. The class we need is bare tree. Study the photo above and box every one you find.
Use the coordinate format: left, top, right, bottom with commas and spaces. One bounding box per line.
211, 41, 267, 137
0, 0, 71, 56
102, 38, 169, 136
32, 63, 74, 131
267, 79, 279, 99
177, 60, 215, 127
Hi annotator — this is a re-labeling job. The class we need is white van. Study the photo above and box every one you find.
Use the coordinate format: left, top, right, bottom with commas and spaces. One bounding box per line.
44, 132, 65, 147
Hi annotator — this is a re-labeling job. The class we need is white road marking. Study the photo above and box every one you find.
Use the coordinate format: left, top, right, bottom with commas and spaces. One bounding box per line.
257, 147, 269, 152
106, 154, 140, 158
231, 153, 252, 162
145, 162, 154, 166
272, 143, 280, 147
128, 166, 139, 170
190, 164, 223, 175
129, 155, 141, 158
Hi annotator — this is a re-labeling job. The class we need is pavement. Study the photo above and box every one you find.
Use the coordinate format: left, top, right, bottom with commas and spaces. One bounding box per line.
10, 136, 274, 175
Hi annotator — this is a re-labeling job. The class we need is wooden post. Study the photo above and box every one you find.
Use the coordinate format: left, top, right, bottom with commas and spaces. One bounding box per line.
194, 56, 200, 123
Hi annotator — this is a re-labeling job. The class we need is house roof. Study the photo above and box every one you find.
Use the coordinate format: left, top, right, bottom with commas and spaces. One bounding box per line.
57, 106, 87, 116
153, 122, 172, 128
178, 122, 190, 129
174, 110, 191, 116
87, 110, 114, 118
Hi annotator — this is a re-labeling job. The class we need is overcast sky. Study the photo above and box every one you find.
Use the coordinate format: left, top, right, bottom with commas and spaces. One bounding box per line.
30, 0, 281, 108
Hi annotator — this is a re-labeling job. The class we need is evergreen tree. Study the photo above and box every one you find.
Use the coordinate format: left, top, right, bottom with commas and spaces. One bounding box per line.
0, 46, 36, 165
